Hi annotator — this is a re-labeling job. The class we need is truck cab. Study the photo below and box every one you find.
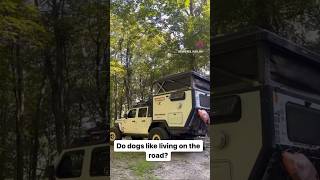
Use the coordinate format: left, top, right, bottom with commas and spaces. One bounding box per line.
48, 144, 109, 180
113, 106, 152, 139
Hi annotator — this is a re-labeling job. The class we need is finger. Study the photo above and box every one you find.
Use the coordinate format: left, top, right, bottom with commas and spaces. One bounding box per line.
282, 152, 300, 179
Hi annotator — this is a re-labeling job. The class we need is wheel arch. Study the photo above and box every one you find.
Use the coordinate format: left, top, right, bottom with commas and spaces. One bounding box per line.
148, 120, 169, 132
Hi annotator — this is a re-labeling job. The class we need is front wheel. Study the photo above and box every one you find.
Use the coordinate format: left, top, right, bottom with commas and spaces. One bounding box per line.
110, 126, 122, 145
148, 127, 169, 140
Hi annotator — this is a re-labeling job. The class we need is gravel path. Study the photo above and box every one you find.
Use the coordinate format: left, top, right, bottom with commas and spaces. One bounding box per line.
110, 137, 210, 180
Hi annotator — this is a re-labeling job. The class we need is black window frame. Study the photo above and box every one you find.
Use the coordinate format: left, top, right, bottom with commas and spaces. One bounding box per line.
90, 147, 109, 177
138, 108, 148, 117
199, 94, 210, 108
170, 91, 186, 101
213, 95, 242, 124
286, 102, 320, 145
56, 150, 85, 178
127, 109, 137, 118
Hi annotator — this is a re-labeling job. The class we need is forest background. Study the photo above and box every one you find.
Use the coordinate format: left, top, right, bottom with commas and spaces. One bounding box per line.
110, 0, 210, 122
1, 0, 320, 179
0, 0, 108, 179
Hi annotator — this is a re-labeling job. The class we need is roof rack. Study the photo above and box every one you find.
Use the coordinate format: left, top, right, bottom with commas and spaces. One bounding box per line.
132, 98, 152, 108
153, 71, 210, 94
153, 71, 209, 85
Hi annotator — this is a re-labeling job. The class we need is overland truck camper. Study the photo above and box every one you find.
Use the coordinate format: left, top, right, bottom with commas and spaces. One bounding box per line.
212, 28, 320, 180
110, 71, 210, 142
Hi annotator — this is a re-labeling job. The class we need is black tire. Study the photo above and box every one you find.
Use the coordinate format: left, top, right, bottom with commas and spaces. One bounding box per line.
110, 126, 122, 145
131, 136, 143, 140
148, 127, 169, 140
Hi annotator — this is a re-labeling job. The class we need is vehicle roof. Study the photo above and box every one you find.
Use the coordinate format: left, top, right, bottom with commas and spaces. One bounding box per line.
63, 143, 108, 152
153, 71, 210, 84
212, 27, 320, 65
212, 27, 320, 95
131, 105, 149, 109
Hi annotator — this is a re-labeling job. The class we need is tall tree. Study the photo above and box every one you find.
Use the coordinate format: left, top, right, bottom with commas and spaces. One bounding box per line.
110, 0, 210, 121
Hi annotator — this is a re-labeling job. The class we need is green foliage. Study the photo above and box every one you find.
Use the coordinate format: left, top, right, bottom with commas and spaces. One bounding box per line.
213, 0, 319, 47
0, 0, 47, 47
110, 0, 210, 119
0, 0, 109, 179
129, 160, 156, 178
111, 58, 126, 76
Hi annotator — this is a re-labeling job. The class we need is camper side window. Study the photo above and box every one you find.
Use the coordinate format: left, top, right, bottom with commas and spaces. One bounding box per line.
56, 150, 84, 178
127, 109, 136, 118
213, 95, 241, 124
170, 91, 185, 101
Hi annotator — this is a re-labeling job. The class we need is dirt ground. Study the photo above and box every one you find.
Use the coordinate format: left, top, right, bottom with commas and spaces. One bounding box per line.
110, 137, 210, 180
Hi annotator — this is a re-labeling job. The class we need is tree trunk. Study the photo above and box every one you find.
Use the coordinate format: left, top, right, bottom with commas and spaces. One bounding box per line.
125, 43, 132, 108
13, 43, 25, 180
118, 96, 123, 119
113, 75, 118, 121
103, 45, 109, 126
0, 103, 9, 180
44, 53, 64, 153
139, 74, 144, 101
190, 0, 194, 16
95, 40, 107, 124
78, 98, 83, 138
30, 80, 46, 180
44, 0, 68, 152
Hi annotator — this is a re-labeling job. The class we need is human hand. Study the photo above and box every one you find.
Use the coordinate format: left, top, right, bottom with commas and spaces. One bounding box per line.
282, 151, 319, 180
197, 109, 210, 124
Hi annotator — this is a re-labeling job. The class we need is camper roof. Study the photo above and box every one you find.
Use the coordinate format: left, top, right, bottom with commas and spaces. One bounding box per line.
212, 27, 320, 95
153, 71, 210, 94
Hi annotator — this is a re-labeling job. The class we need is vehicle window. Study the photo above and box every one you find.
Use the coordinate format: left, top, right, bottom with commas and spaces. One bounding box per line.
127, 109, 136, 118
213, 95, 241, 124
56, 150, 84, 178
148, 107, 152, 117
138, 108, 147, 117
90, 147, 109, 176
170, 91, 185, 101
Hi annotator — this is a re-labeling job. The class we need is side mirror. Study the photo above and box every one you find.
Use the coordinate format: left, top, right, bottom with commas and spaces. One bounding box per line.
124, 114, 128, 119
